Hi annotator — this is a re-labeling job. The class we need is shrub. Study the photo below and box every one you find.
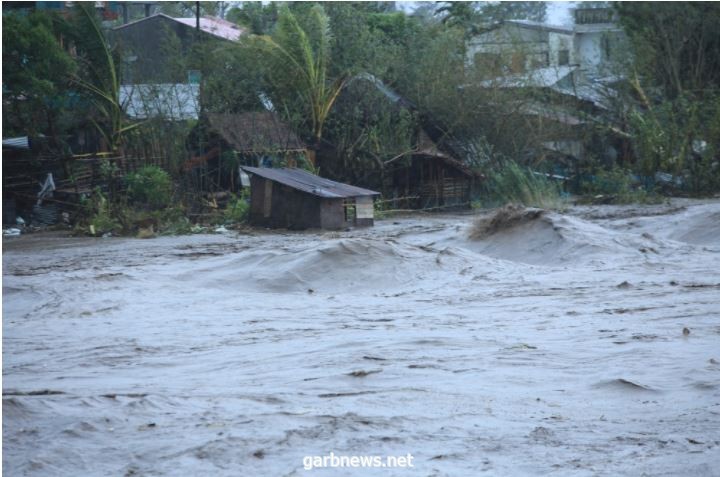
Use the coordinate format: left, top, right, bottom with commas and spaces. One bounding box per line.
481, 160, 564, 209
223, 190, 249, 224
579, 167, 660, 204
86, 189, 121, 235
126, 165, 173, 209
373, 198, 389, 219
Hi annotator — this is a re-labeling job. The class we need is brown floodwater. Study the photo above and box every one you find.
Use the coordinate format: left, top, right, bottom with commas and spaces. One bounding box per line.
3, 200, 719, 475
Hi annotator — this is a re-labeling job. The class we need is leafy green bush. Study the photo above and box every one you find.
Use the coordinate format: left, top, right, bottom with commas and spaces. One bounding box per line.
481, 160, 564, 209
126, 165, 173, 209
579, 167, 660, 204
86, 189, 120, 235
373, 198, 389, 219
223, 190, 250, 224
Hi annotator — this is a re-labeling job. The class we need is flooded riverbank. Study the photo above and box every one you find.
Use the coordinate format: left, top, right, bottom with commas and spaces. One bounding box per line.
3, 200, 720, 476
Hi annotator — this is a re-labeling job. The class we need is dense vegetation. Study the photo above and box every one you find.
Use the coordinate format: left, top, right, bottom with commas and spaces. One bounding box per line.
2, 1, 719, 234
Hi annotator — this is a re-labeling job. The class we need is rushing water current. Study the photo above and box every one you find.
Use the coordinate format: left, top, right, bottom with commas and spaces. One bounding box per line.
3, 201, 720, 476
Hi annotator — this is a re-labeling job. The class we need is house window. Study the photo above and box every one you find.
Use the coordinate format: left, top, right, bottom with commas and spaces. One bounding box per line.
558, 49, 569, 66
510, 52, 526, 73
473, 52, 502, 74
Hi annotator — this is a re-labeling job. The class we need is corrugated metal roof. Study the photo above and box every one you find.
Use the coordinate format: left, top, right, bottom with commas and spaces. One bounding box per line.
480, 65, 578, 89
113, 14, 244, 42
175, 16, 245, 41
120, 83, 200, 120
519, 103, 587, 126
2, 137, 30, 150
551, 81, 618, 111
242, 167, 380, 199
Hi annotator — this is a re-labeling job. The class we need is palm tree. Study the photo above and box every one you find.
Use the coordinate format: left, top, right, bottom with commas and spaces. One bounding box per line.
72, 3, 141, 152
256, 5, 347, 165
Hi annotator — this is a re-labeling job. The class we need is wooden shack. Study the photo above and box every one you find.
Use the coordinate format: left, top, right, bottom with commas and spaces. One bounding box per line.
322, 73, 482, 210
387, 130, 482, 209
242, 167, 380, 230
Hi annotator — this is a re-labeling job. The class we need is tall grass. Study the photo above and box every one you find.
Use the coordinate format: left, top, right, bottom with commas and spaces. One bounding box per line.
479, 160, 564, 209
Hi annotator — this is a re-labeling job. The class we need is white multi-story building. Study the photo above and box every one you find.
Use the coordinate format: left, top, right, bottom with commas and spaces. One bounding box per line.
466, 7, 626, 77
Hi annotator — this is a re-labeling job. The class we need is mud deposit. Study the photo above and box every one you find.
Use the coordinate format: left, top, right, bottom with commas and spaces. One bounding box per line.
3, 201, 720, 476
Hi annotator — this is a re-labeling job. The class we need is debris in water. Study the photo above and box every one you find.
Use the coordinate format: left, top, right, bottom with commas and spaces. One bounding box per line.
137, 226, 155, 239
3, 389, 65, 396
346, 369, 382, 377
469, 205, 545, 240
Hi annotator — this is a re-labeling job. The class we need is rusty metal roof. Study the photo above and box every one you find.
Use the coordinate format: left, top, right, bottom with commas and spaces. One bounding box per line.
242, 167, 380, 199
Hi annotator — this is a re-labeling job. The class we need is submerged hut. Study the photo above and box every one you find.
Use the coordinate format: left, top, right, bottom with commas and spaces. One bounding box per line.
242, 167, 379, 230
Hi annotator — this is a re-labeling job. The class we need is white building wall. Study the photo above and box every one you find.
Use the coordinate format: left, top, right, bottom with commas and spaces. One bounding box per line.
466, 23, 625, 75
548, 32, 575, 66
466, 24, 550, 72
576, 32, 603, 70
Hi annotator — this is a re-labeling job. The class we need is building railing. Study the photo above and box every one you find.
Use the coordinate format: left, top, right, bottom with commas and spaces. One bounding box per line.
574, 8, 617, 25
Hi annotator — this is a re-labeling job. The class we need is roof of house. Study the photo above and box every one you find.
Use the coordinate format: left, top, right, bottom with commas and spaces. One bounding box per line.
2, 137, 31, 150
504, 19, 575, 35
242, 167, 380, 199
518, 103, 587, 126
471, 18, 620, 39
113, 13, 245, 41
207, 112, 305, 153
174, 16, 245, 41
480, 65, 578, 89
347, 73, 482, 174
120, 83, 200, 120
551, 81, 618, 110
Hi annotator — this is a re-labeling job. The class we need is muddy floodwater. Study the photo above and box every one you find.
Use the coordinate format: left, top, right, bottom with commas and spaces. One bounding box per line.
3, 200, 720, 476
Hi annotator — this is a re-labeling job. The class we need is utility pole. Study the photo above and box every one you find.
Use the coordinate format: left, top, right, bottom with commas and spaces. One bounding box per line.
195, 1, 200, 31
